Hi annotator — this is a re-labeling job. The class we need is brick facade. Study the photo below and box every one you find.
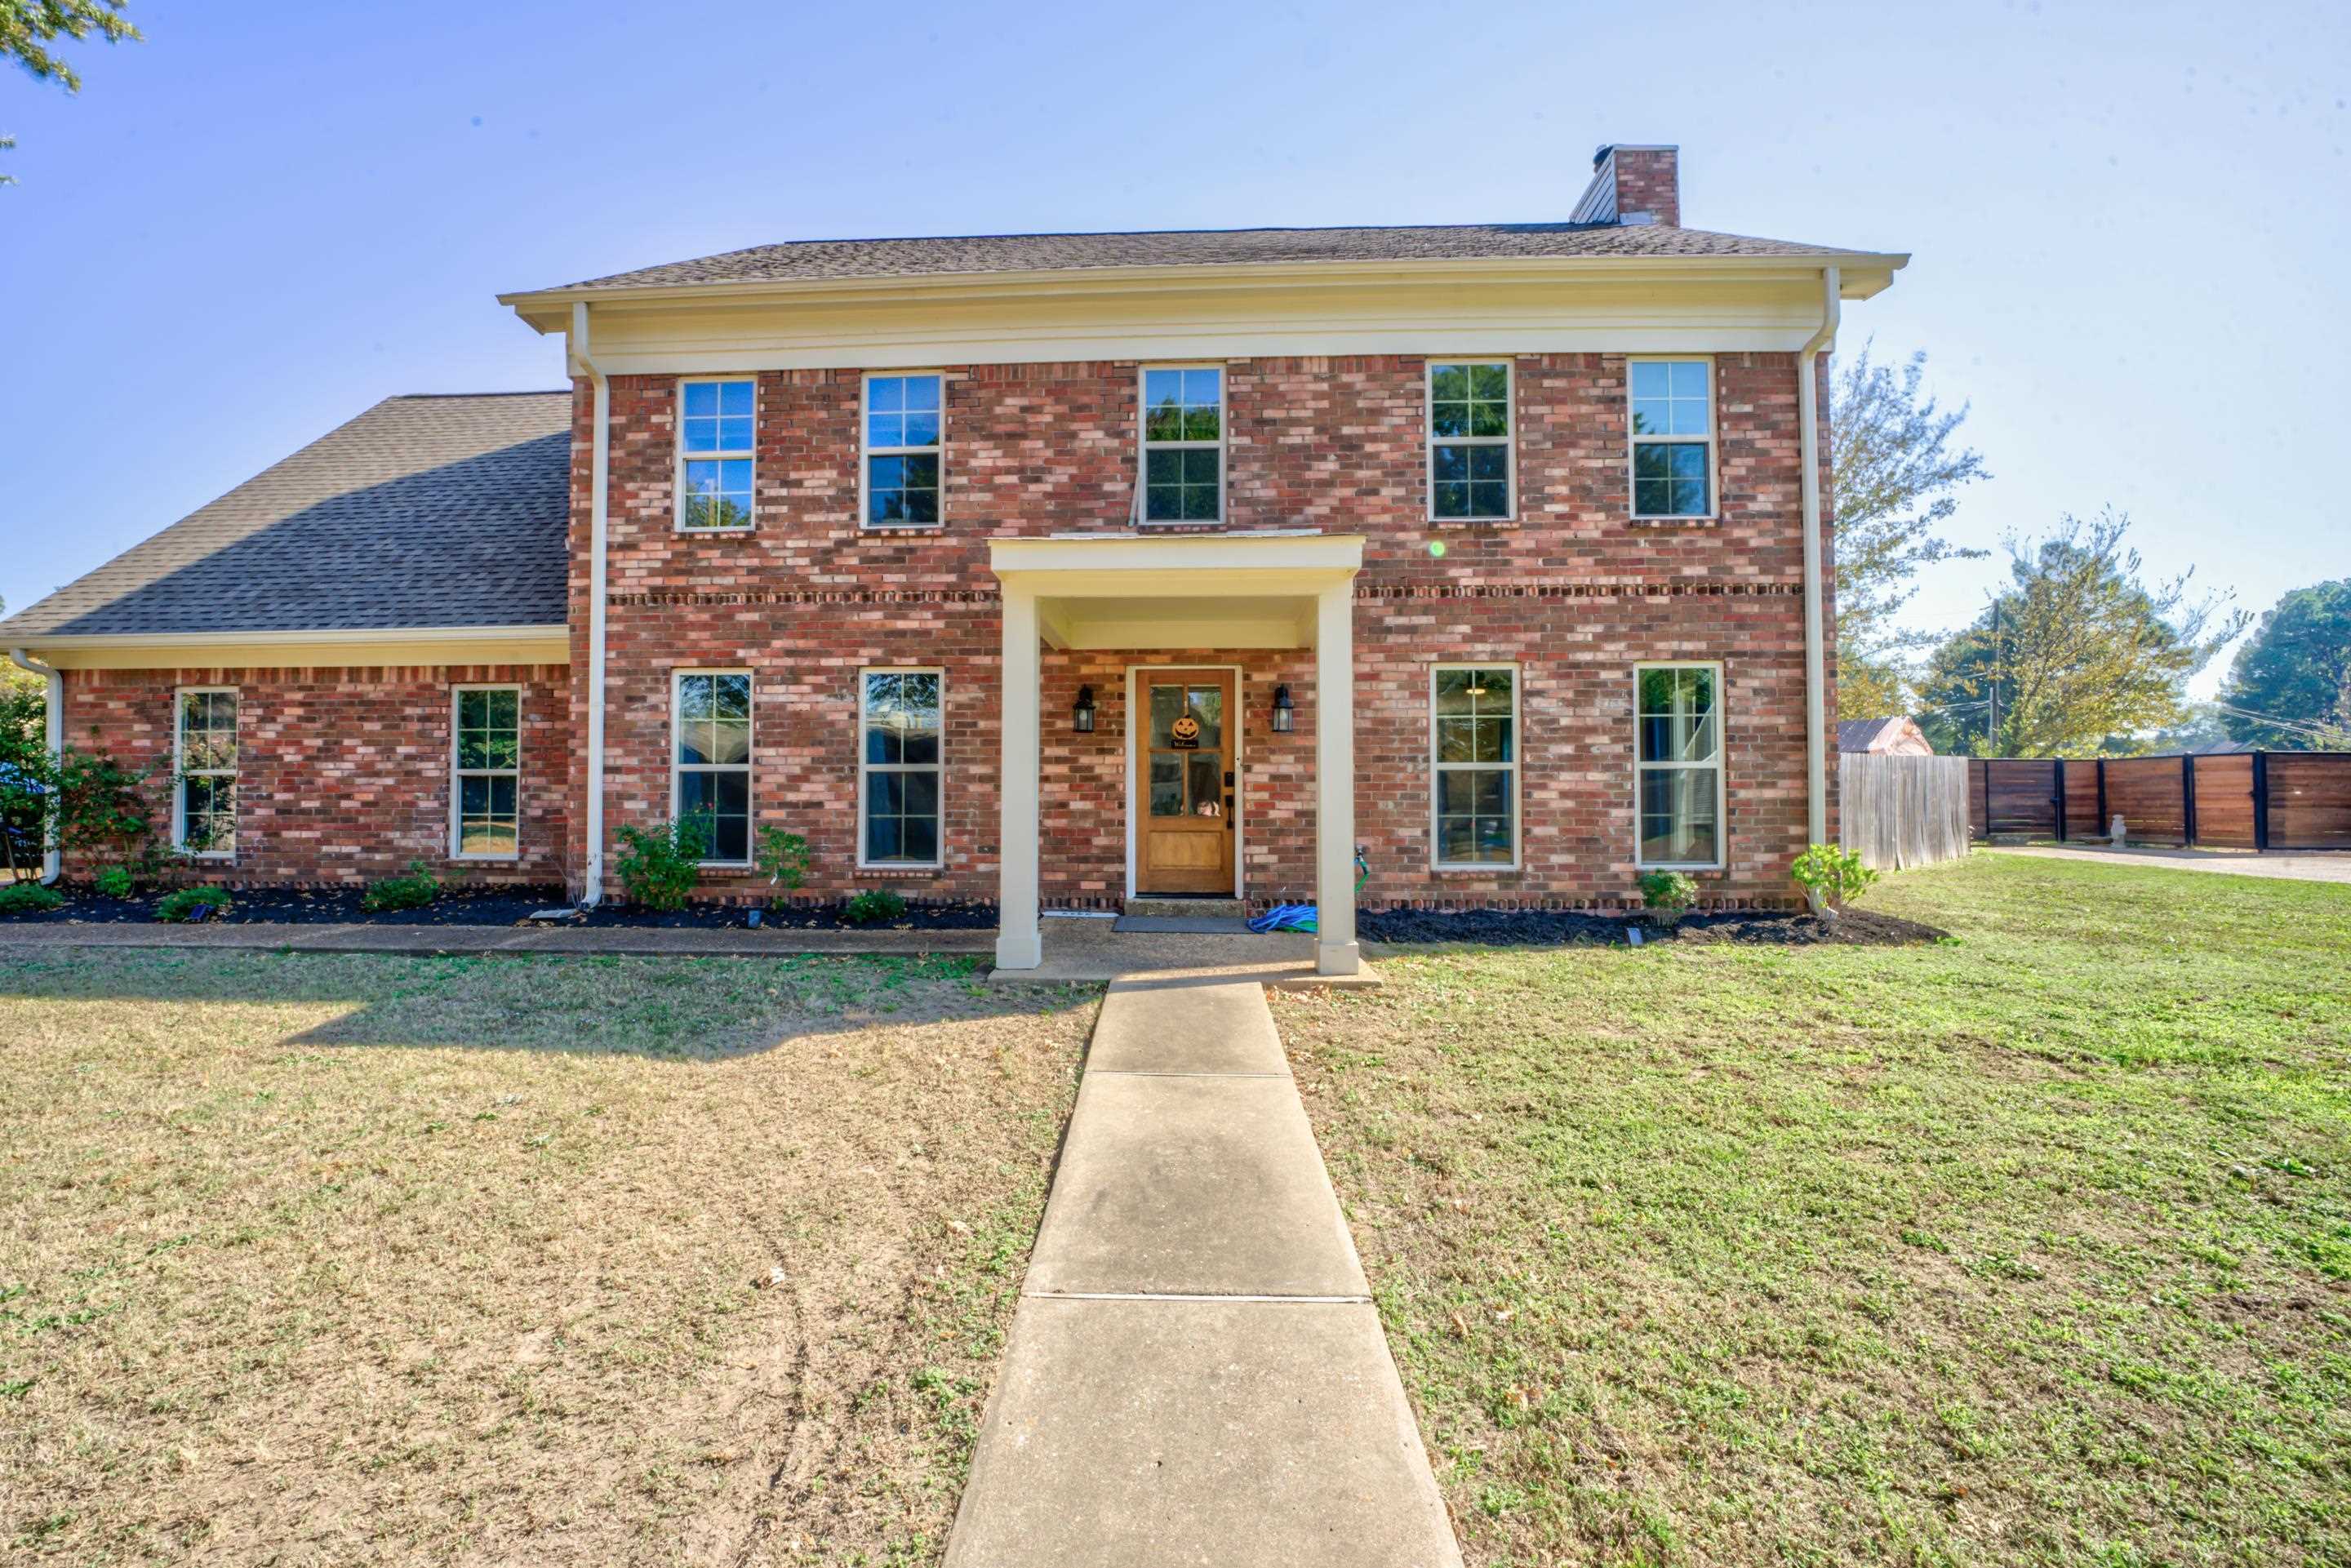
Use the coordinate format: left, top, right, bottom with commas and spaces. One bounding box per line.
56, 664, 571, 887
55, 352, 1831, 909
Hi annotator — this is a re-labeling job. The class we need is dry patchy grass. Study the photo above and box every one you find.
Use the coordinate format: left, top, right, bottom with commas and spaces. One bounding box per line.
0, 948, 1096, 1566
1284, 854, 2351, 1567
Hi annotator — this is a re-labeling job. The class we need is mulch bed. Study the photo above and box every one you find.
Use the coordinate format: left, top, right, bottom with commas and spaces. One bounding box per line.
0, 884, 998, 931
1358, 904, 1949, 948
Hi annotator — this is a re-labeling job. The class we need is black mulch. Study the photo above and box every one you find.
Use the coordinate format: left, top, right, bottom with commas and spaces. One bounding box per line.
0, 884, 999, 931
1358, 904, 1950, 948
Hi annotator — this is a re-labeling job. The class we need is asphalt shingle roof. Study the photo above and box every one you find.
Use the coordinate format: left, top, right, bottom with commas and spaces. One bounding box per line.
544, 222, 1880, 293
0, 392, 571, 639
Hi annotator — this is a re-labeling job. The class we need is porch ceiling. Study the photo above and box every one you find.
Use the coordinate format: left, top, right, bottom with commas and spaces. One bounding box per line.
989, 532, 1365, 651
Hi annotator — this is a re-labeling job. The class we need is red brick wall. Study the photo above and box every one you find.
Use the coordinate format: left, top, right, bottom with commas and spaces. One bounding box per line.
563, 351, 1832, 909
56, 664, 571, 887
1609, 148, 1681, 226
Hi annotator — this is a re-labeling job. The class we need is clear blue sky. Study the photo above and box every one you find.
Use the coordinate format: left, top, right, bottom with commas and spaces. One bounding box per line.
4, 0, 2344, 696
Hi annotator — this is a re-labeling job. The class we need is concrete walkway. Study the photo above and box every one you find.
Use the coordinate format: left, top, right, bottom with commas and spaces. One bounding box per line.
1988, 845, 2351, 884
988, 916, 1386, 988
944, 976, 1460, 1568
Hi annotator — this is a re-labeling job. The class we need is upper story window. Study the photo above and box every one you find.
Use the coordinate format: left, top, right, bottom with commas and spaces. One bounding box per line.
678, 379, 754, 531
1140, 366, 1223, 523
673, 671, 753, 865
174, 687, 238, 858
1429, 362, 1513, 521
1629, 359, 1713, 519
864, 373, 942, 528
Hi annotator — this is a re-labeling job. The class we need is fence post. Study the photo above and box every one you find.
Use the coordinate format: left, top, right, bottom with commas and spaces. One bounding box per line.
2095, 758, 2109, 837
2052, 758, 2068, 842
2252, 751, 2270, 852
2182, 754, 2198, 848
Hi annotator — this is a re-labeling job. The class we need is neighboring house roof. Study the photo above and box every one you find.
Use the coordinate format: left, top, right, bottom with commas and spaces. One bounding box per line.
538, 221, 1886, 294
0, 392, 571, 640
1838, 716, 1935, 755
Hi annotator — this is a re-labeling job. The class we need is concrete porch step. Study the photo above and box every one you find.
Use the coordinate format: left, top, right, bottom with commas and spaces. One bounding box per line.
1123, 896, 1247, 920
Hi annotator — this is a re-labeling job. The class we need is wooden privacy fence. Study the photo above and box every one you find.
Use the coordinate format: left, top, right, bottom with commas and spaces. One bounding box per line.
1840, 753, 1973, 870
1965, 752, 2351, 851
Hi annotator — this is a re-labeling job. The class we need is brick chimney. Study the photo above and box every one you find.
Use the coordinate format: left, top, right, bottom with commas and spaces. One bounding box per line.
1570, 144, 1680, 227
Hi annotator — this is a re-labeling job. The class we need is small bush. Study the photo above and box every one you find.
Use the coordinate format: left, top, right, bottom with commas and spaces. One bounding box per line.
842, 888, 907, 926
1790, 843, 1878, 909
0, 881, 65, 914
94, 866, 135, 900
361, 860, 441, 913
755, 825, 811, 894
1638, 870, 1699, 920
616, 818, 710, 912
156, 885, 233, 923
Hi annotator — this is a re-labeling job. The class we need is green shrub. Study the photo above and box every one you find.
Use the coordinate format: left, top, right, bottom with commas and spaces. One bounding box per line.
1638, 870, 1699, 920
360, 860, 440, 913
1790, 843, 1878, 910
755, 825, 811, 895
94, 865, 135, 899
156, 885, 233, 923
0, 881, 65, 914
842, 888, 907, 926
616, 818, 710, 912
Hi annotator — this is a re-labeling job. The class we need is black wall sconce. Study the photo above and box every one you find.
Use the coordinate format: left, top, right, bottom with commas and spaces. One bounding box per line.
1072, 685, 1097, 733
1269, 684, 1295, 734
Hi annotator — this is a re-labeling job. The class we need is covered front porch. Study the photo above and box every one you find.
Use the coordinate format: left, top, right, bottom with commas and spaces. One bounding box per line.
990, 532, 1367, 978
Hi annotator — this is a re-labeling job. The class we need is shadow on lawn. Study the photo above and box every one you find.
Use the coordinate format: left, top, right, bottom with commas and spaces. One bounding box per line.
0, 947, 1104, 1059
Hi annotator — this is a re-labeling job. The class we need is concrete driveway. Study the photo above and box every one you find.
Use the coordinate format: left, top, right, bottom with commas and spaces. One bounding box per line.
1988, 845, 2351, 883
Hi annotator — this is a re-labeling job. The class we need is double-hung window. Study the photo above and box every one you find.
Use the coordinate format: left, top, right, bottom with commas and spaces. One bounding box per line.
1429, 362, 1513, 520
1140, 366, 1223, 522
860, 670, 942, 867
1635, 663, 1725, 868
673, 672, 752, 864
864, 373, 942, 527
174, 687, 238, 858
1431, 665, 1518, 868
451, 685, 522, 859
1629, 358, 1713, 518
678, 379, 755, 531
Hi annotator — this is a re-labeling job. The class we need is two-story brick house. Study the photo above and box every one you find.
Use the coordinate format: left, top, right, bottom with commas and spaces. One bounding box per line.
3, 145, 1906, 975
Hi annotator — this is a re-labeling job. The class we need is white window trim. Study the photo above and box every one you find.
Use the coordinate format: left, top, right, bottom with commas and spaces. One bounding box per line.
1633, 660, 1728, 872
171, 685, 238, 860
670, 669, 754, 868
859, 371, 946, 531
1429, 662, 1523, 873
1136, 363, 1227, 526
1626, 354, 1718, 522
448, 683, 522, 862
1424, 358, 1518, 524
856, 666, 946, 871
675, 375, 758, 534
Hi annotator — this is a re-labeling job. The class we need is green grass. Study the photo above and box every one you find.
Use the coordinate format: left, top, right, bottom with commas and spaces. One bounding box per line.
1278, 854, 2351, 1567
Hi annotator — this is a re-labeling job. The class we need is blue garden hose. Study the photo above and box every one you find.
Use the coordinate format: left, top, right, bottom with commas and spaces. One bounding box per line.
1246, 847, 1369, 934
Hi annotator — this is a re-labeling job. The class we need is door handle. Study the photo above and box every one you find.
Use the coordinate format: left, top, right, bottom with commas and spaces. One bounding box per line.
1224, 795, 1235, 827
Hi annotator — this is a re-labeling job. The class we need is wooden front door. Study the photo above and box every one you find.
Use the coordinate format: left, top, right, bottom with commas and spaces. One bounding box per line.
1138, 669, 1238, 895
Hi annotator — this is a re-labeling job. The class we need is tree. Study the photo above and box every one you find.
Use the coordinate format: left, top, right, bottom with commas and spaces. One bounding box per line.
1829, 342, 1989, 717
1914, 510, 2249, 757
2216, 579, 2351, 750
2, 1, 139, 88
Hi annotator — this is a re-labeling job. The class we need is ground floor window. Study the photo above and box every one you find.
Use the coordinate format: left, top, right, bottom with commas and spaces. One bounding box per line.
451, 685, 521, 859
860, 669, 942, 866
673, 671, 752, 864
1636, 662, 1724, 868
174, 686, 238, 857
1432, 664, 1518, 868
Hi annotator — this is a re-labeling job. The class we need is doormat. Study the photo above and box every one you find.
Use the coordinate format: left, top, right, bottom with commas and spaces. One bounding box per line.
1109, 915, 1260, 935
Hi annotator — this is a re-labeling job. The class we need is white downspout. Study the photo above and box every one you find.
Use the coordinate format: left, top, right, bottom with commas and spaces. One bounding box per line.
8, 647, 65, 884
570, 303, 611, 907
1797, 266, 1841, 895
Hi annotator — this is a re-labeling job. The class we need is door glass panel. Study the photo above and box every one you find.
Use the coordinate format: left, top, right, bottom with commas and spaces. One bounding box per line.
1186, 752, 1222, 815
1185, 686, 1223, 750
1149, 685, 1184, 748
1149, 754, 1183, 817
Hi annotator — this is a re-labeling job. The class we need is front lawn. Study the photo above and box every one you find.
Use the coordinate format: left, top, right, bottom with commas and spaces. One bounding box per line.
0, 949, 1096, 1565
1283, 854, 2351, 1566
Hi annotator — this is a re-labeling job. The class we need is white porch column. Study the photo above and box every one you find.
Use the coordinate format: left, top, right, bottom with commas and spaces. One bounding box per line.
995, 583, 1044, 970
1313, 581, 1360, 976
